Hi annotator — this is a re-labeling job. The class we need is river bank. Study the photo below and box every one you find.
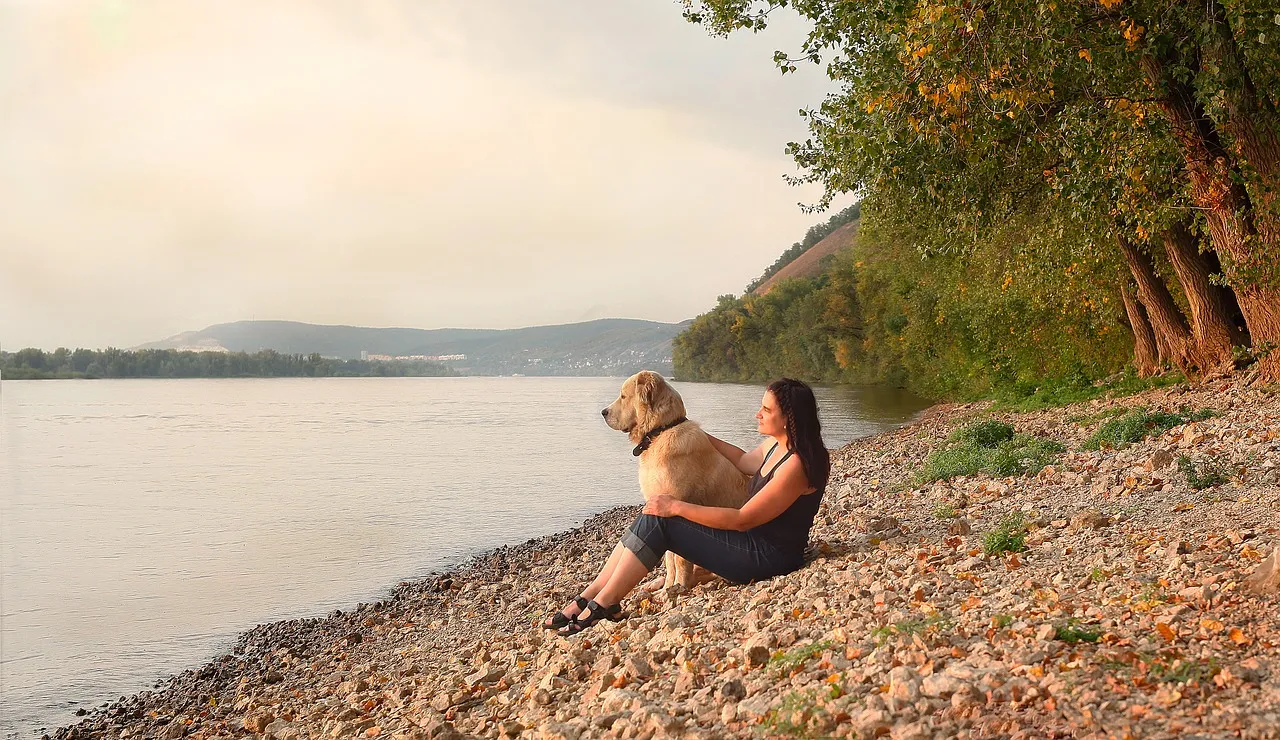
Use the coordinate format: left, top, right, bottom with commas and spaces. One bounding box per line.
50, 378, 1280, 739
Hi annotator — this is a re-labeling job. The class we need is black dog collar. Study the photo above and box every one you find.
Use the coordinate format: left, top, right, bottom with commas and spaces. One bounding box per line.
632, 417, 688, 457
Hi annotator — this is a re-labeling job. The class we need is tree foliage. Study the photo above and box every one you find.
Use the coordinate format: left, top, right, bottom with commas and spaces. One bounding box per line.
681, 0, 1280, 382
674, 201, 1133, 398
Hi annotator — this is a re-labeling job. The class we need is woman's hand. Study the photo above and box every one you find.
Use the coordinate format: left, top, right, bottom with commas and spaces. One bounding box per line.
643, 494, 681, 518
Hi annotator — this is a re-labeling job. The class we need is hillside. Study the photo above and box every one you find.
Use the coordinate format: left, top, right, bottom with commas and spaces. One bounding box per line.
135, 318, 685, 376
753, 220, 859, 295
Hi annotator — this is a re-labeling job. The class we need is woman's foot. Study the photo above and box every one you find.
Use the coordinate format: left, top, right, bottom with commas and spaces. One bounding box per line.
559, 600, 624, 635
541, 595, 589, 630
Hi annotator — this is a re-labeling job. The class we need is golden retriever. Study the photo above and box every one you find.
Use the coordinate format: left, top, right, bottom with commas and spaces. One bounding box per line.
601, 371, 750, 588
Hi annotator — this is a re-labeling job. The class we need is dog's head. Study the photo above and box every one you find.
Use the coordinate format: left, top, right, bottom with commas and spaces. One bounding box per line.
601, 371, 687, 444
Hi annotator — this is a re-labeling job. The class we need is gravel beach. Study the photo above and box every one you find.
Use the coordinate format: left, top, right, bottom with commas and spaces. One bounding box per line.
50, 379, 1280, 739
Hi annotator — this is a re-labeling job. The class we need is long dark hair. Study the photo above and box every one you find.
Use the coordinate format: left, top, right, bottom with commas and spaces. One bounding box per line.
766, 378, 830, 492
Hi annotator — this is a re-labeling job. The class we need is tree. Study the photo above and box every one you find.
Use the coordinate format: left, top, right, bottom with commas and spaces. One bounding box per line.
682, 0, 1280, 380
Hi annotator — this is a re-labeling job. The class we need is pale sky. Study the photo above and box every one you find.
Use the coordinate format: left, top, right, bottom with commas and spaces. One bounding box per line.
0, 0, 846, 350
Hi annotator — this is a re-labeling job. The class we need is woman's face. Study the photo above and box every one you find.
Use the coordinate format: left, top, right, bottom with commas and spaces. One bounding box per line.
756, 390, 785, 438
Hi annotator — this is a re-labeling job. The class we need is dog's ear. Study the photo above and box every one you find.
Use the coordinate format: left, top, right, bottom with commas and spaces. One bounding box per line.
634, 371, 659, 405
637, 372, 685, 431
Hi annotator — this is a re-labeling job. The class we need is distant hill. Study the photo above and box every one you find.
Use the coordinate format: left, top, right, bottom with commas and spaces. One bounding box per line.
135, 319, 686, 376
752, 220, 860, 295
743, 202, 861, 294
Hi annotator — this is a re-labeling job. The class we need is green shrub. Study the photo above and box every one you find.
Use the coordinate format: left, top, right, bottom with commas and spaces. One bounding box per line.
982, 512, 1027, 555
1082, 407, 1216, 450
990, 369, 1185, 413
917, 421, 1064, 483
1054, 619, 1102, 644
988, 436, 1066, 476
1177, 454, 1232, 490
947, 420, 1015, 447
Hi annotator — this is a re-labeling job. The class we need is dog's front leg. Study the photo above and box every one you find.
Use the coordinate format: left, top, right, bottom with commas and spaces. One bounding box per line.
669, 553, 697, 588
662, 551, 679, 589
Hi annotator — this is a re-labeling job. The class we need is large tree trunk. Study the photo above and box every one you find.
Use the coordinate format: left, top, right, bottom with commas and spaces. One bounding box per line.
1117, 234, 1206, 376
1120, 281, 1161, 377
1202, 247, 1249, 339
1203, 2, 1280, 251
1142, 52, 1280, 381
1160, 219, 1243, 369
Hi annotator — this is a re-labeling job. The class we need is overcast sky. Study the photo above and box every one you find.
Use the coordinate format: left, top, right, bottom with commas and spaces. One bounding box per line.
1, 0, 846, 350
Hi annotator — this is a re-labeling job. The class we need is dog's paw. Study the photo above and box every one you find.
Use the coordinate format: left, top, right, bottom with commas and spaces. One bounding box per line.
662, 583, 689, 604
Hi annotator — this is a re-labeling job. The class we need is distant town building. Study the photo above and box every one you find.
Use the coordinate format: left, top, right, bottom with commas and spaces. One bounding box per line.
359, 351, 466, 362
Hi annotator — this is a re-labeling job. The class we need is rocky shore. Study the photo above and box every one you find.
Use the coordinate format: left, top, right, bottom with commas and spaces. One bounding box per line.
52, 379, 1280, 739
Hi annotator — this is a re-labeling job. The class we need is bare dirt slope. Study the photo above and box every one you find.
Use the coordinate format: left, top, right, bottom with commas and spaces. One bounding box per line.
753, 221, 860, 296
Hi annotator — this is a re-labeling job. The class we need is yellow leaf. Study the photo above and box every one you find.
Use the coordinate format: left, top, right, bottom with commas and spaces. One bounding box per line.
1229, 628, 1250, 645
1156, 622, 1176, 641
1079, 48, 1093, 62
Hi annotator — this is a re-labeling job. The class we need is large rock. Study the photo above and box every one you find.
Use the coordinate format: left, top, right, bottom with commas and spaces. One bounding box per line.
888, 666, 921, 703
1069, 509, 1110, 531
243, 709, 274, 734
921, 673, 963, 698
853, 709, 893, 738
1247, 549, 1280, 594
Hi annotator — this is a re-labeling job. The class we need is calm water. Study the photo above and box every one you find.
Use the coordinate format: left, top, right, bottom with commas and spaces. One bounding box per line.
0, 377, 927, 736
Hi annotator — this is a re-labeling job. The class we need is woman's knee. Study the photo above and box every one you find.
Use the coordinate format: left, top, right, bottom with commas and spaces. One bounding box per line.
622, 514, 668, 570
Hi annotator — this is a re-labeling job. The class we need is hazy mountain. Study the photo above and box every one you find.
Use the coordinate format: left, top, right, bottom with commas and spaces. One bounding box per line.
135, 318, 688, 376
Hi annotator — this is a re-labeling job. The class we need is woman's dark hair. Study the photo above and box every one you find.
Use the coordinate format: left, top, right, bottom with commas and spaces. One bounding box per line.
766, 377, 830, 492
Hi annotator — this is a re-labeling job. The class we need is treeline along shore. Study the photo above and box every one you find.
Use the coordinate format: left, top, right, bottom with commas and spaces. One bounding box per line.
0, 348, 458, 380
51, 377, 1280, 739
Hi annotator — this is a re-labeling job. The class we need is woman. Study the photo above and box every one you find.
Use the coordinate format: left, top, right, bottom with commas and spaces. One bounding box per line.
543, 377, 831, 634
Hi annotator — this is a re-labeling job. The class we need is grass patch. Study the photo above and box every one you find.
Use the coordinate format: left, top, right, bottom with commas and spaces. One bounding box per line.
932, 502, 959, 519
767, 640, 835, 674
1089, 567, 1110, 584
1082, 407, 1216, 450
759, 687, 841, 738
1098, 650, 1221, 686
989, 369, 1185, 413
1177, 454, 1232, 490
991, 614, 1015, 629
982, 511, 1027, 555
1149, 656, 1220, 684
917, 421, 1064, 483
1054, 619, 1103, 644
870, 614, 952, 645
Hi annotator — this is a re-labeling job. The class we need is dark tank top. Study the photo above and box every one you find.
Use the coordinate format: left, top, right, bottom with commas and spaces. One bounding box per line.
748, 443, 824, 554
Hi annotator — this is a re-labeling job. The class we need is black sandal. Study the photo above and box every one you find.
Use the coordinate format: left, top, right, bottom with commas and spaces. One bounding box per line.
559, 600, 623, 635
542, 596, 590, 630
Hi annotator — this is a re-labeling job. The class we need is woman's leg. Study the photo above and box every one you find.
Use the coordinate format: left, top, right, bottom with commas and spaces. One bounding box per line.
624, 514, 802, 586
579, 547, 652, 621
571, 514, 800, 626
544, 543, 629, 626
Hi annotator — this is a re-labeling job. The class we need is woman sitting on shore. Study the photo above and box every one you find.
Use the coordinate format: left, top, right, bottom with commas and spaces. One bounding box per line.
543, 377, 831, 635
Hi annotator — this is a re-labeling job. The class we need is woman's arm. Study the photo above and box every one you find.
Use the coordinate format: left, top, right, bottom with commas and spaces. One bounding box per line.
644, 456, 812, 531
705, 433, 766, 475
